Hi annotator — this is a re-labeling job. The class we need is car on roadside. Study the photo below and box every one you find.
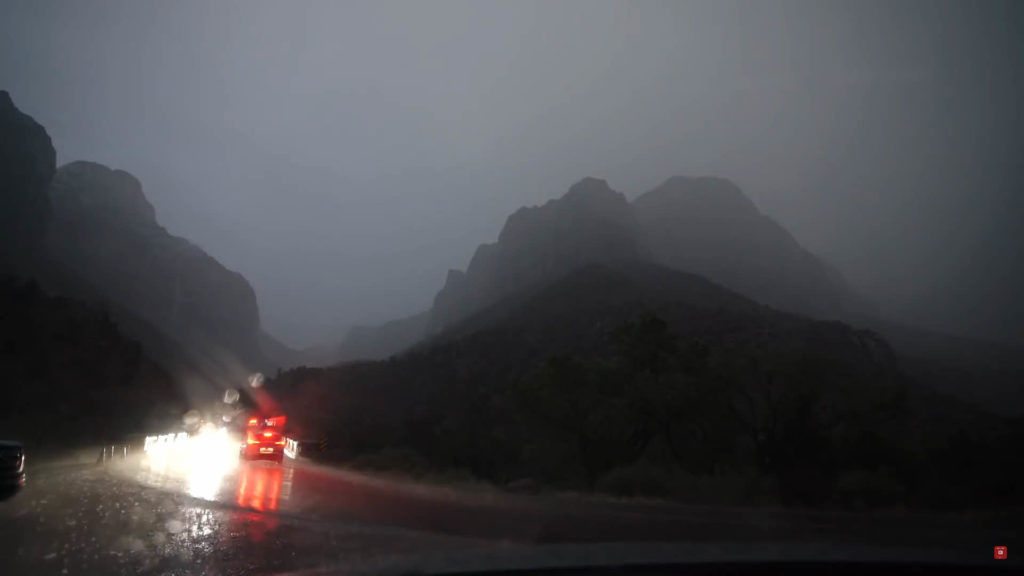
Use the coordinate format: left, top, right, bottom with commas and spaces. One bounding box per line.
0, 440, 26, 496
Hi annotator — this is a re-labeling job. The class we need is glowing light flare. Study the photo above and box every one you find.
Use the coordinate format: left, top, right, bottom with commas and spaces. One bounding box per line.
248, 373, 265, 388
186, 425, 237, 500
144, 432, 189, 455
141, 425, 239, 502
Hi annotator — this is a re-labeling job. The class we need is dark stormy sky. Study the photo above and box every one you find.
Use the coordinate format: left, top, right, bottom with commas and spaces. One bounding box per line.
3, 0, 1022, 347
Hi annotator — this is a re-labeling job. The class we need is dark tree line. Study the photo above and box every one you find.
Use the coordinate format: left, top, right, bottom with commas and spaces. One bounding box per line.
272, 311, 1022, 509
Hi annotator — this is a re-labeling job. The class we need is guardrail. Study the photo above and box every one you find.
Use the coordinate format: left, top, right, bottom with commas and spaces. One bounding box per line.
283, 437, 299, 459
96, 443, 131, 463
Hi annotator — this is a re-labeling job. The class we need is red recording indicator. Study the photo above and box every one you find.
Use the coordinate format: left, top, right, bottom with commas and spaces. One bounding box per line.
994, 546, 1007, 560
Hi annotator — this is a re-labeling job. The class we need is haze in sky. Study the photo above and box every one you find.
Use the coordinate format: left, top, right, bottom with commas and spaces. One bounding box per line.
2, 0, 1022, 347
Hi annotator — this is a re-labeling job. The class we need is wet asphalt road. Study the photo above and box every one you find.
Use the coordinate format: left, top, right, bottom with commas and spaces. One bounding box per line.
0, 453, 1018, 575
0, 455, 500, 576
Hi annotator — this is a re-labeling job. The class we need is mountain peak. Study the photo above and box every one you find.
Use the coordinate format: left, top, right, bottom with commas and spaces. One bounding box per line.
634, 176, 856, 318
558, 177, 631, 214
564, 176, 613, 198
49, 161, 157, 227
429, 178, 642, 333
640, 175, 759, 218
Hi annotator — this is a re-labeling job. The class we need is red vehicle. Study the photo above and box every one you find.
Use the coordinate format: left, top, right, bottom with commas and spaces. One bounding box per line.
241, 414, 287, 463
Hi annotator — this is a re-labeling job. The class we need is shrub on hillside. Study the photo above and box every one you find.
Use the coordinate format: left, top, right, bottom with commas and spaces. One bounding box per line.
350, 447, 431, 476
834, 470, 906, 510
596, 461, 674, 498
596, 462, 781, 505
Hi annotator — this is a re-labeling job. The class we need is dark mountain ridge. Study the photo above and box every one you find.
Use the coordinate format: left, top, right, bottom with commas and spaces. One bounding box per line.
45, 160, 270, 375
1, 90, 281, 412
0, 90, 53, 266
0, 91, 186, 446
337, 311, 430, 362
633, 176, 864, 318
347, 175, 861, 363
329, 174, 1020, 420
429, 177, 645, 334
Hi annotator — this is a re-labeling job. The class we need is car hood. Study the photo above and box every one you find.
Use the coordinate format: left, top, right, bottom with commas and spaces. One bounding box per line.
278, 540, 1014, 576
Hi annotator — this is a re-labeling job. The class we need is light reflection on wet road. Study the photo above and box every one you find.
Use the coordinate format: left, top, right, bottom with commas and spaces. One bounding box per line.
0, 457, 498, 576
134, 453, 293, 514
235, 463, 289, 512
121, 452, 555, 542
2, 454, 1019, 575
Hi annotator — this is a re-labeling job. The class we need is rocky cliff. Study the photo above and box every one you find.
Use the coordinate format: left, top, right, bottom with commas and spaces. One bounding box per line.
46, 161, 266, 372
0, 90, 54, 264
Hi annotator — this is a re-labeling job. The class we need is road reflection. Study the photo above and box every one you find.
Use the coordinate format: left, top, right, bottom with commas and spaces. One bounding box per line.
137, 442, 294, 513
236, 462, 293, 512
227, 510, 280, 544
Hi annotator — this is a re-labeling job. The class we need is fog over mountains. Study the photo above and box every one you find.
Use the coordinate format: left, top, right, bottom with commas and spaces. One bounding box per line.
338, 175, 869, 361
3, 1, 1021, 348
